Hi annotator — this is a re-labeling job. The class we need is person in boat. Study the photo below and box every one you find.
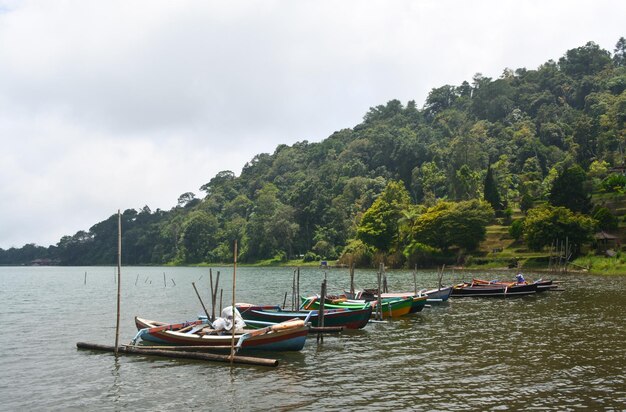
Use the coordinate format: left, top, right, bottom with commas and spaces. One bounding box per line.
516, 273, 526, 284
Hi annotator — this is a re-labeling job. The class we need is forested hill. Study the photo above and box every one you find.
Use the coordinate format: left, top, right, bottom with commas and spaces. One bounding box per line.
3, 39, 626, 267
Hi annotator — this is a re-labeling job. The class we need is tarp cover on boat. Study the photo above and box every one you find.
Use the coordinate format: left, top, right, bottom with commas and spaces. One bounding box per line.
212, 306, 246, 331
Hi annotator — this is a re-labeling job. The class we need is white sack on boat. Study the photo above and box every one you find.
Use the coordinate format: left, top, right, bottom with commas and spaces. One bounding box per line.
212, 306, 246, 331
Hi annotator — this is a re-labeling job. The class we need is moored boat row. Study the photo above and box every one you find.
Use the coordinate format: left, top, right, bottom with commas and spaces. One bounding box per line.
131, 273, 558, 354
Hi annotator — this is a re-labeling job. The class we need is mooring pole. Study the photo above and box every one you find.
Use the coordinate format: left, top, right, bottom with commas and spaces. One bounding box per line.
114, 210, 122, 355
350, 263, 355, 295
209, 269, 215, 321
230, 240, 238, 363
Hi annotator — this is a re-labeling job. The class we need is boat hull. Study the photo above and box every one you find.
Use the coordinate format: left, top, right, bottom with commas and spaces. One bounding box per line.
237, 305, 372, 329
303, 297, 413, 318
134, 317, 308, 351
451, 283, 537, 297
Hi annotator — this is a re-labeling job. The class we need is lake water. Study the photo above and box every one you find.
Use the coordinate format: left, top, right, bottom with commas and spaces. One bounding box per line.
0, 266, 624, 411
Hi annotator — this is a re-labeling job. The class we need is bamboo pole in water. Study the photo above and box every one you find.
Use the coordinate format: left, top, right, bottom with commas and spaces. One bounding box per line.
376, 263, 383, 321
114, 210, 122, 355
350, 263, 355, 295
76, 342, 278, 367
192, 282, 211, 322
209, 269, 215, 321
230, 241, 238, 363
291, 270, 295, 311
296, 267, 300, 309
317, 279, 326, 344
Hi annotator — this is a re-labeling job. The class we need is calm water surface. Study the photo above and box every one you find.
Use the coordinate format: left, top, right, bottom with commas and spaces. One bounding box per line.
0, 266, 624, 411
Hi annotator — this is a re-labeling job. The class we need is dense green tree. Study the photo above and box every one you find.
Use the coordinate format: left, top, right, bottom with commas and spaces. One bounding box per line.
483, 165, 503, 212
614, 37, 626, 67
592, 206, 619, 231
179, 211, 219, 263
356, 180, 411, 252
522, 205, 596, 254
410, 199, 494, 252
549, 165, 592, 213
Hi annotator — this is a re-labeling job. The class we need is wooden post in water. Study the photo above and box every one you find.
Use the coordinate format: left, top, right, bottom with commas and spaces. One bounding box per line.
282, 292, 288, 309
413, 265, 417, 295
383, 267, 388, 294
317, 278, 326, 344
163, 272, 167, 287
114, 210, 122, 355
220, 289, 223, 313
135, 274, 139, 286
438, 265, 445, 291
296, 267, 300, 310
350, 263, 355, 295
192, 282, 211, 321
375, 263, 383, 321
230, 240, 238, 363
214, 272, 220, 317
84, 271, 87, 285
291, 269, 296, 311
209, 269, 215, 321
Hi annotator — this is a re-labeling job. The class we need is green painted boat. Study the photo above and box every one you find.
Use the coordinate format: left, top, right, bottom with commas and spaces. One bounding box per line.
301, 296, 414, 318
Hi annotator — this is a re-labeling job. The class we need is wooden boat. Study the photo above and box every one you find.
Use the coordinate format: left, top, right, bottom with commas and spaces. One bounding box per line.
347, 286, 453, 304
301, 296, 414, 318
450, 282, 537, 297
134, 317, 308, 351
471, 278, 558, 293
236, 304, 372, 329
339, 294, 428, 314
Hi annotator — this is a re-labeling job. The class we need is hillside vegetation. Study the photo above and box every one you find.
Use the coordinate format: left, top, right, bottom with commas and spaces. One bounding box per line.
2, 39, 626, 270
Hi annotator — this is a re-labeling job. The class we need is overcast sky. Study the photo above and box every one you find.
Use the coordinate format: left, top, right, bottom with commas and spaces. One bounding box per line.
0, 0, 624, 249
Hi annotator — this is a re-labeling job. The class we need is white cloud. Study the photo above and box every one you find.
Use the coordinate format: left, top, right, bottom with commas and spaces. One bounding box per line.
0, 0, 625, 247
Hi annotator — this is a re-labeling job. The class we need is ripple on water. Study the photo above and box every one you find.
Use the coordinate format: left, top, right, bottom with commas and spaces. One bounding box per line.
0, 267, 625, 411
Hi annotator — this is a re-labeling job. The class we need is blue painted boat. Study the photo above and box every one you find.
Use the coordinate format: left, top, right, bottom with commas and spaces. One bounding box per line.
236, 304, 372, 329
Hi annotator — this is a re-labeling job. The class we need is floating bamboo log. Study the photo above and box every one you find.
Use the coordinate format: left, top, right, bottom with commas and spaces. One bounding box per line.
76, 342, 278, 367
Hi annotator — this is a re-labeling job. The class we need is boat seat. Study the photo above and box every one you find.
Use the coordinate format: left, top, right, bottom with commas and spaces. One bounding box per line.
186, 325, 205, 334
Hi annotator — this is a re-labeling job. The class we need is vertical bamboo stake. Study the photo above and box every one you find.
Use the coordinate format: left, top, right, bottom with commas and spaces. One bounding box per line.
220, 289, 223, 313
296, 267, 300, 310
350, 263, 355, 295
192, 282, 211, 322
135, 274, 139, 286
84, 271, 87, 285
376, 263, 383, 321
209, 269, 215, 321
230, 240, 238, 363
439, 265, 445, 290
214, 272, 220, 319
114, 210, 122, 355
282, 291, 288, 309
413, 265, 417, 295
163, 272, 167, 287
317, 279, 326, 344
291, 270, 296, 311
